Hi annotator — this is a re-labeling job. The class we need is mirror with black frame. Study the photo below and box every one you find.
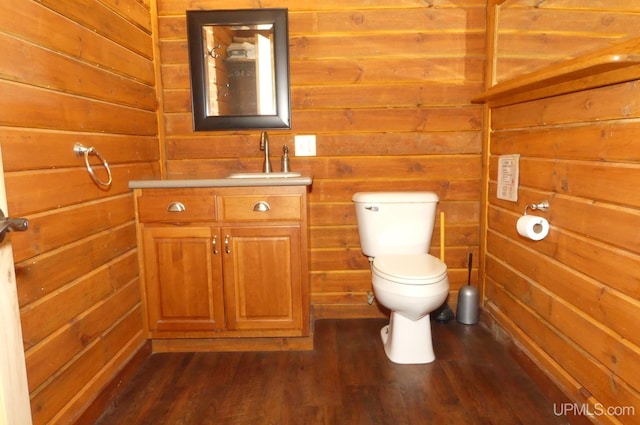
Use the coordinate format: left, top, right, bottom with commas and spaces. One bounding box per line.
186, 9, 291, 131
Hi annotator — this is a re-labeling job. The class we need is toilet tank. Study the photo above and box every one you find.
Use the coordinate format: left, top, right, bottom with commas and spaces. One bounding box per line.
352, 192, 439, 257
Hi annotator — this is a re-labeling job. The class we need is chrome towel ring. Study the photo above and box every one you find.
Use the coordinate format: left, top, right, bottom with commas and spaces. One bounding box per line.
74, 143, 113, 188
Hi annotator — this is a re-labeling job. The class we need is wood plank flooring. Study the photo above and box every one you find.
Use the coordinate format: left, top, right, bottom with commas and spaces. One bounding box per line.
94, 318, 586, 425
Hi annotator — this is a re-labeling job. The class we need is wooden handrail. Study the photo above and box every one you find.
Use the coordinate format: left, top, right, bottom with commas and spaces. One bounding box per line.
473, 38, 640, 107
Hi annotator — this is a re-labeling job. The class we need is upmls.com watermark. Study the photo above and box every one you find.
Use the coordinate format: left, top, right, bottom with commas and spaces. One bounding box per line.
554, 403, 635, 417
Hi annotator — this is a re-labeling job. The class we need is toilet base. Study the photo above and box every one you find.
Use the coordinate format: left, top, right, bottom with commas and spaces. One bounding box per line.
380, 312, 435, 364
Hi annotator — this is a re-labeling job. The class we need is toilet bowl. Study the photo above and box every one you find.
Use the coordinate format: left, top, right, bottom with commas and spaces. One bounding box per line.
372, 254, 449, 364
352, 191, 450, 364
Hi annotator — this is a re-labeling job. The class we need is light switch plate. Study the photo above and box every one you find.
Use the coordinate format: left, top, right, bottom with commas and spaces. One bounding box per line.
294, 135, 316, 156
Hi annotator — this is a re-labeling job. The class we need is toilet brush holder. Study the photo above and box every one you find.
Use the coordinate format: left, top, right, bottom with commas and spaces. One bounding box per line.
456, 253, 478, 325
456, 285, 479, 324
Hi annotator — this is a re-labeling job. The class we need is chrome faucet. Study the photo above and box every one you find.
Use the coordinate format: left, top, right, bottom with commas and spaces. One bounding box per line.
260, 131, 272, 173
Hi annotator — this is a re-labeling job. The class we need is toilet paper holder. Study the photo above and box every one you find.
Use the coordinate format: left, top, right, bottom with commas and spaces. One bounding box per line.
524, 200, 549, 215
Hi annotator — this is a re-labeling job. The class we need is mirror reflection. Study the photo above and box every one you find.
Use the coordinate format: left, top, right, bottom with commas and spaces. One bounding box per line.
186, 9, 291, 131
203, 24, 276, 116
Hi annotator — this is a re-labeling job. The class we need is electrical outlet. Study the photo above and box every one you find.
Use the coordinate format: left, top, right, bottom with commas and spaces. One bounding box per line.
294, 135, 316, 156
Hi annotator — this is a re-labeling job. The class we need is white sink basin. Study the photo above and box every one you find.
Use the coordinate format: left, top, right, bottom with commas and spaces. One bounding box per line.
227, 172, 302, 179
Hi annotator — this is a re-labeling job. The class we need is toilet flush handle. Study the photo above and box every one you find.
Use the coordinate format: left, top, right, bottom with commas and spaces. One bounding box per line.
365, 205, 379, 212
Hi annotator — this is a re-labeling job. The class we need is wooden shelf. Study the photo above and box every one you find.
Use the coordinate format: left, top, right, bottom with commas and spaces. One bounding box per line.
473, 38, 640, 107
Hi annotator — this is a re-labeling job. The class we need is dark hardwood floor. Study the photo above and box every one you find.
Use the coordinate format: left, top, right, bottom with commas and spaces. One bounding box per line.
94, 318, 585, 425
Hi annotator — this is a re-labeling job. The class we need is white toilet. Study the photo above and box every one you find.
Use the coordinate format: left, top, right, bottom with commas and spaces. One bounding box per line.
353, 192, 450, 364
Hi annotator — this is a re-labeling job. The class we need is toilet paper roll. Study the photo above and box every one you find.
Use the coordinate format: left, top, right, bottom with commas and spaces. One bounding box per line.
516, 215, 549, 241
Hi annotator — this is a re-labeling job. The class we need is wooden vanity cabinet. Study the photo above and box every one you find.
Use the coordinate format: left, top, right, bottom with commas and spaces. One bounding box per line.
133, 186, 310, 348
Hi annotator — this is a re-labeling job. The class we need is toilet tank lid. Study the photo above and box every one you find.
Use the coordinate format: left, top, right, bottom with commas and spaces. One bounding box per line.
352, 192, 438, 203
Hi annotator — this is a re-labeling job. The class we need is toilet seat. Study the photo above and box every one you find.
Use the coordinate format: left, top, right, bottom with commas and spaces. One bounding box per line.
373, 254, 447, 285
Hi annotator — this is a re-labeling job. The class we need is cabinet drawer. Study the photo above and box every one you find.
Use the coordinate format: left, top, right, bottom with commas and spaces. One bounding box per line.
137, 191, 216, 223
221, 194, 301, 221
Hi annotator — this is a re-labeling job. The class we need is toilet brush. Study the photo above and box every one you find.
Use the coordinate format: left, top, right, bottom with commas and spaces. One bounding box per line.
435, 211, 454, 322
456, 253, 479, 324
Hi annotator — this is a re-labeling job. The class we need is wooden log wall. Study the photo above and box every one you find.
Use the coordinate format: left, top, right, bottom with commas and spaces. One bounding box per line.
0, 1, 160, 423
483, 52, 640, 424
481, 5, 640, 423
485, 76, 640, 423
495, 0, 640, 83
157, 0, 486, 318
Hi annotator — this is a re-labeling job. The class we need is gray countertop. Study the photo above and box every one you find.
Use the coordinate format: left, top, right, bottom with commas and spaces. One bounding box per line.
129, 176, 313, 189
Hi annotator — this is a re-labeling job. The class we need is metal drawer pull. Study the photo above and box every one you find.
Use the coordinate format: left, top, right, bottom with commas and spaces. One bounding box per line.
212, 235, 218, 254
74, 143, 112, 188
166, 202, 186, 212
253, 201, 270, 212
224, 235, 230, 254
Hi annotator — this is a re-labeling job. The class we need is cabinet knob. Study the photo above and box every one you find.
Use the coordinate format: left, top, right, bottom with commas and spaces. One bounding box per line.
224, 235, 230, 254
253, 201, 270, 212
167, 201, 186, 212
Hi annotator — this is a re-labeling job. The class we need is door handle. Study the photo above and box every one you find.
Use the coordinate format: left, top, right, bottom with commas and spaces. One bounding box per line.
212, 235, 218, 255
0, 209, 28, 242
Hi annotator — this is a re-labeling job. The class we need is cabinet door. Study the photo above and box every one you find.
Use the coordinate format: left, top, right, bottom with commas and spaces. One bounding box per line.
142, 226, 225, 332
222, 226, 302, 331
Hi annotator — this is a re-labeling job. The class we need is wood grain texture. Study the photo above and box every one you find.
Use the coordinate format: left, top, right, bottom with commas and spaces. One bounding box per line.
0, 1, 155, 84
94, 318, 581, 425
157, 0, 486, 318
482, 48, 640, 422
134, 186, 311, 347
495, 1, 640, 82
1, 0, 158, 424
8, 0, 640, 423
